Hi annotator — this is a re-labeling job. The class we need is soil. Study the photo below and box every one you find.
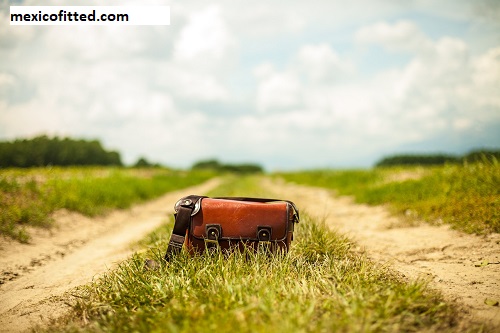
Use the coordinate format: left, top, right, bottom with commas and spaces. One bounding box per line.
262, 178, 500, 329
0, 177, 498, 332
0, 178, 221, 333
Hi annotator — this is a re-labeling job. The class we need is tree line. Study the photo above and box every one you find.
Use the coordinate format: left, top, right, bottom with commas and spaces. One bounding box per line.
2, 135, 496, 169
191, 159, 263, 174
375, 149, 500, 167
0, 135, 122, 167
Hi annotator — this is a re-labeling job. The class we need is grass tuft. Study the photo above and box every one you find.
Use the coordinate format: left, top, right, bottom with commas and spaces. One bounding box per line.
49, 176, 465, 333
55, 219, 460, 333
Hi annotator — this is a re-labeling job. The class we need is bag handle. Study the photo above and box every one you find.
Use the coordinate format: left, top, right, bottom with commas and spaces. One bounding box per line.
164, 196, 299, 261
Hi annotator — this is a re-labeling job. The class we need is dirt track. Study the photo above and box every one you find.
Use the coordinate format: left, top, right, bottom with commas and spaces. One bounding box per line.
263, 179, 500, 328
0, 178, 221, 333
0, 177, 499, 332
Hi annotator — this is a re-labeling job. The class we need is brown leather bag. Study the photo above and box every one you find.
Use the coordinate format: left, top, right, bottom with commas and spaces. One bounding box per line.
164, 195, 299, 259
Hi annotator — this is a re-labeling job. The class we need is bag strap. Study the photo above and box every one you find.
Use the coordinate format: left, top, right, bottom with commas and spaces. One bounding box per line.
164, 195, 205, 261
164, 196, 299, 261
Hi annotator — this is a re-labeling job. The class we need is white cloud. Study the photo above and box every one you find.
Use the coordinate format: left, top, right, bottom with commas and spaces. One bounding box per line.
226, 3, 306, 38
294, 43, 354, 84
173, 5, 235, 69
249, 22, 500, 165
0, 73, 16, 95
255, 43, 355, 114
473, 47, 500, 85
164, 65, 229, 102
253, 62, 275, 79
256, 70, 301, 113
356, 20, 433, 54
471, 47, 500, 108
1, 1, 499, 169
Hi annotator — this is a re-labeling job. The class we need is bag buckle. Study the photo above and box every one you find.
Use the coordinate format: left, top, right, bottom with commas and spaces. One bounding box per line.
205, 224, 221, 248
257, 226, 272, 252
257, 226, 272, 242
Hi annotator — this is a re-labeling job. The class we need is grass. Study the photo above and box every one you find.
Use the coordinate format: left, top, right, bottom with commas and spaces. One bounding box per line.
48, 176, 468, 333
0, 167, 216, 242
277, 161, 499, 234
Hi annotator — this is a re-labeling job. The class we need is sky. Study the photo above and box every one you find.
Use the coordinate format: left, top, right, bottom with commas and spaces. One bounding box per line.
1, 0, 499, 170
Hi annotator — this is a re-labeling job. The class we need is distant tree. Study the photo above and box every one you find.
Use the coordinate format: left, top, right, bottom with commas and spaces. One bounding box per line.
191, 159, 263, 174
462, 149, 500, 163
0, 135, 123, 168
106, 151, 122, 165
135, 157, 152, 167
221, 163, 264, 174
375, 149, 500, 167
375, 154, 459, 167
192, 159, 223, 170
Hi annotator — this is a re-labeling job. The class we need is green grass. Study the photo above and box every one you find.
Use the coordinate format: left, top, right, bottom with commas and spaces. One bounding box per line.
277, 161, 499, 234
0, 167, 216, 242
48, 176, 469, 333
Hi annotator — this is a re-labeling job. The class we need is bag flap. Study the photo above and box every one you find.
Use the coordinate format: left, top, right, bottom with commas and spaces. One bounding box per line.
190, 198, 290, 241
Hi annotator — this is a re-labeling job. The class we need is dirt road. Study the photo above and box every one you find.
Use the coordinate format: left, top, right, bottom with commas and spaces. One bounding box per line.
1, 177, 498, 331
263, 179, 500, 328
0, 178, 221, 333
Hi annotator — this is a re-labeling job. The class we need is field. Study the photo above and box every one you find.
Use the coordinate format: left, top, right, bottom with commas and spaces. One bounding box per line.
0, 167, 215, 242
0, 164, 498, 332
277, 161, 499, 234
49, 176, 460, 332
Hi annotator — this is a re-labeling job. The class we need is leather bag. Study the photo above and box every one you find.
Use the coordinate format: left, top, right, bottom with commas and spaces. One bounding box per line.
164, 195, 300, 259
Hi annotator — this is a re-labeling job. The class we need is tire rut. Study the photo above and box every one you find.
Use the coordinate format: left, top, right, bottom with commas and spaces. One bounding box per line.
0, 178, 221, 333
262, 178, 500, 328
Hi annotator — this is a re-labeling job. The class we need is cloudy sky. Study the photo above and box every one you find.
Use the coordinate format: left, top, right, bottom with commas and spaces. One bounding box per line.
1, 0, 499, 170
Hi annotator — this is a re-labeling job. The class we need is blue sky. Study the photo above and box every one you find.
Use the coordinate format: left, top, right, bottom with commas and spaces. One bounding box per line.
1, 0, 499, 170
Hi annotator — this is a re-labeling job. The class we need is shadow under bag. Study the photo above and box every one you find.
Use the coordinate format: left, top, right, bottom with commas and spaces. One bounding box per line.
164, 195, 300, 259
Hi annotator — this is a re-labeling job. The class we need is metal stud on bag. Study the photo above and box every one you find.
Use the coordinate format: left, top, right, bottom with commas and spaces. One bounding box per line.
174, 197, 201, 216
